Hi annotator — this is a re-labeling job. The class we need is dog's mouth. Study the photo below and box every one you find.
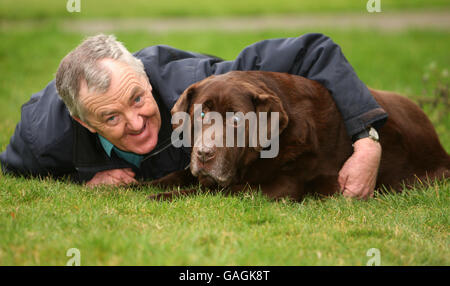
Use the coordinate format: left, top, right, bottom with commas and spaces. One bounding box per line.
194, 167, 234, 188
190, 146, 239, 189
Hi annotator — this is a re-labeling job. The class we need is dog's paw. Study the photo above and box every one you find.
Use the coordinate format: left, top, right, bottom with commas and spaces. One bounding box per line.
147, 188, 200, 201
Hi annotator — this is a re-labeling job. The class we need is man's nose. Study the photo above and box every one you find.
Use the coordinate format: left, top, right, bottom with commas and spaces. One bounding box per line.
196, 146, 215, 163
125, 113, 144, 132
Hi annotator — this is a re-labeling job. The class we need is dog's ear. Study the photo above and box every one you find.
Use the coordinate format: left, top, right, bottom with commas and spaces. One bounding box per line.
251, 91, 289, 150
171, 83, 198, 130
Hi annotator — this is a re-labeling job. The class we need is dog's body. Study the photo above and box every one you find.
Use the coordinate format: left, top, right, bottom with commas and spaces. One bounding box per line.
147, 71, 449, 201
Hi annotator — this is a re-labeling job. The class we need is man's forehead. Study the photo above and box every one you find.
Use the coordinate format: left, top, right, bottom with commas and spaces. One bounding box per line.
80, 59, 146, 98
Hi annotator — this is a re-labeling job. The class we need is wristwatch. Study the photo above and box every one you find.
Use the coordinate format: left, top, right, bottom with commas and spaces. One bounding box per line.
352, 126, 379, 143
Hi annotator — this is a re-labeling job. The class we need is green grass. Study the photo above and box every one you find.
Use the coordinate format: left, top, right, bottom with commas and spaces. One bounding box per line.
1, 0, 449, 20
0, 13, 449, 265
1, 175, 448, 265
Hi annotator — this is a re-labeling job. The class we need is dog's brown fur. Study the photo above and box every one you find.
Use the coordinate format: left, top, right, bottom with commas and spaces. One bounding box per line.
147, 71, 450, 201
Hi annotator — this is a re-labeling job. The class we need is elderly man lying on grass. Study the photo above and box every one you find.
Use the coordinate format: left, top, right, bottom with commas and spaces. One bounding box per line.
0, 33, 387, 199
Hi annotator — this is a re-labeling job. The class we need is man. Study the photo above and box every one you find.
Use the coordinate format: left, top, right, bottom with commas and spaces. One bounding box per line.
0, 33, 387, 199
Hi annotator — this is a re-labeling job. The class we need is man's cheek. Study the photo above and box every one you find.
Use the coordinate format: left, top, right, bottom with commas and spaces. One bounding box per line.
103, 127, 124, 142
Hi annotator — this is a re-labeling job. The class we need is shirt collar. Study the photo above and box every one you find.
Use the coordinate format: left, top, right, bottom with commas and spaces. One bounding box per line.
98, 134, 114, 157
98, 134, 143, 167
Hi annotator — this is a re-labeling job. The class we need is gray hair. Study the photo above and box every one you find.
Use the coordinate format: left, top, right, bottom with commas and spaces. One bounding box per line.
55, 34, 146, 120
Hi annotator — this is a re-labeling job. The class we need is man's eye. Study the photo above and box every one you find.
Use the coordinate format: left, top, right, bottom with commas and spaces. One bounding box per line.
134, 96, 142, 104
107, 116, 116, 122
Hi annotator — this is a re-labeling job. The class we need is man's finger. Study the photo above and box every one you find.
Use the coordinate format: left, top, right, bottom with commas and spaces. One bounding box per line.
86, 176, 115, 187
123, 176, 138, 185
122, 168, 135, 177
365, 188, 375, 199
116, 171, 137, 185
338, 172, 348, 192
342, 188, 358, 198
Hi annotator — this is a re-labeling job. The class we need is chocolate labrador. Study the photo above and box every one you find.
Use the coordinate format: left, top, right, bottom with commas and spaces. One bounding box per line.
146, 71, 449, 201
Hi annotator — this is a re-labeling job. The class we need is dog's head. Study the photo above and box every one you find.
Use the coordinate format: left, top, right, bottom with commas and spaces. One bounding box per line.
171, 71, 289, 188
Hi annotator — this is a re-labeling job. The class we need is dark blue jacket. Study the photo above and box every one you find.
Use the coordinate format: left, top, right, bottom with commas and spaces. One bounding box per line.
0, 33, 387, 182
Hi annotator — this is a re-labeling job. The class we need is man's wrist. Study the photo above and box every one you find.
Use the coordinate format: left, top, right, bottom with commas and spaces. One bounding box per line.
352, 137, 382, 153
352, 126, 379, 144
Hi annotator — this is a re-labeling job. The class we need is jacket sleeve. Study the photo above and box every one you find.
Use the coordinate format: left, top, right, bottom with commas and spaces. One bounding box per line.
195, 33, 388, 137
0, 80, 77, 179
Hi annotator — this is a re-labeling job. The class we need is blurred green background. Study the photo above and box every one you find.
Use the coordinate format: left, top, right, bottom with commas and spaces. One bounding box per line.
1, 0, 449, 19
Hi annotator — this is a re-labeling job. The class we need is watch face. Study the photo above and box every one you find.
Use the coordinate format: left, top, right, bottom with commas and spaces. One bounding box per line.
369, 127, 379, 141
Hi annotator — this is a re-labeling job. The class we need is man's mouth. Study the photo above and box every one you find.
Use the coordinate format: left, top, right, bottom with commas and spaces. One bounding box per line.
128, 121, 147, 137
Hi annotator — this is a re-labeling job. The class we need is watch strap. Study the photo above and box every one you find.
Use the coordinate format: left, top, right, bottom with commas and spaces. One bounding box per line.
352, 126, 379, 143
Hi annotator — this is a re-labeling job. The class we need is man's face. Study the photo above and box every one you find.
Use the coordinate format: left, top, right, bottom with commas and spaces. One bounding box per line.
76, 58, 161, 155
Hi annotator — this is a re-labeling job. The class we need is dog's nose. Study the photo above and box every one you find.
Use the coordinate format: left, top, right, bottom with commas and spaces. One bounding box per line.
196, 146, 215, 163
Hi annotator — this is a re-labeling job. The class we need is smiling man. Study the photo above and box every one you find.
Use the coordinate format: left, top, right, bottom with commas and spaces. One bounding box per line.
0, 34, 387, 199
71, 58, 162, 186
76, 59, 161, 156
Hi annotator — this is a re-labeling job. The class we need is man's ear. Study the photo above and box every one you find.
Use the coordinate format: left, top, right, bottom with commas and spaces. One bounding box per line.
72, 116, 97, 133
170, 83, 198, 130
252, 91, 289, 150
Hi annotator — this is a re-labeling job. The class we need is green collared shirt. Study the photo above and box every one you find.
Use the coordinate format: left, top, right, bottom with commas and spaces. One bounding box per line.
98, 135, 144, 167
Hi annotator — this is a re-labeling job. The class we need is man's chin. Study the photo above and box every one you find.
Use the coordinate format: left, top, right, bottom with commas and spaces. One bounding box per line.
125, 133, 159, 155
134, 139, 158, 155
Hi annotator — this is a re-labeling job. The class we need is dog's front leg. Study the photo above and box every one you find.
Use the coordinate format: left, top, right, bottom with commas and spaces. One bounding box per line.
228, 176, 305, 201
142, 168, 197, 189
147, 188, 202, 201
144, 169, 206, 201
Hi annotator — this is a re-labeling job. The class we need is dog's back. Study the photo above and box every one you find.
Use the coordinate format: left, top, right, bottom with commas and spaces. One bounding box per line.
232, 71, 450, 195
370, 89, 450, 190
249, 71, 450, 194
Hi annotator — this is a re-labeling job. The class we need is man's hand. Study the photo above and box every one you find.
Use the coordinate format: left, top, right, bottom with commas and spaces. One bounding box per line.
86, 168, 137, 187
338, 138, 382, 199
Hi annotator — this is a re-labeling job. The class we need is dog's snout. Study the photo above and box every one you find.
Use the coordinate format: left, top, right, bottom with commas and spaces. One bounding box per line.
196, 146, 215, 163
